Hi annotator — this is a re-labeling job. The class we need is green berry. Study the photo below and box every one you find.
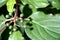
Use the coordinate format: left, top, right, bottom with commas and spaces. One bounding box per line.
9, 12, 12, 16
13, 28, 17, 31
20, 20, 23, 23
20, 14, 23, 17
9, 26, 12, 29
23, 25, 26, 28
9, 31, 12, 34
16, 19, 18, 21
6, 23, 9, 26
6, 15, 9, 18
25, 18, 30, 21
49, 13, 53, 16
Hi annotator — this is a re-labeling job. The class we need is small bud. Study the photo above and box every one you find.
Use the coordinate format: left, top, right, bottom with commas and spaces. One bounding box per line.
13, 28, 16, 31
25, 18, 30, 21
23, 25, 26, 28
20, 14, 23, 17
9, 31, 12, 34
9, 26, 12, 29
20, 20, 23, 23
19, 18, 22, 20
49, 13, 53, 16
9, 12, 12, 16
6, 23, 9, 26
6, 15, 9, 18
16, 19, 18, 21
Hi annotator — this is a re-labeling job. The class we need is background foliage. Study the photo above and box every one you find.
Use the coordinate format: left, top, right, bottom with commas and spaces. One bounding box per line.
0, 0, 60, 40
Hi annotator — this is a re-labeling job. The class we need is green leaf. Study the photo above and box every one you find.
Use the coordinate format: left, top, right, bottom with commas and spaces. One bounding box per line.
49, 0, 60, 9
0, 15, 5, 30
21, 0, 49, 8
6, 0, 16, 13
25, 11, 60, 40
0, 15, 5, 39
0, 0, 7, 7
8, 31, 23, 40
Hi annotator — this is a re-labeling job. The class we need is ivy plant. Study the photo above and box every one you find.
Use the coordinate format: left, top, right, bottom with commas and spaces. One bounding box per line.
0, 0, 60, 40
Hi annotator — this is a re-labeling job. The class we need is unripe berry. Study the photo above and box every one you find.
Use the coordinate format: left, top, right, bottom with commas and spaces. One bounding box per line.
9, 31, 12, 34
49, 13, 53, 16
6, 15, 9, 18
13, 28, 17, 31
23, 25, 26, 28
20, 20, 23, 23
16, 19, 18, 21
9, 26, 12, 29
6, 23, 9, 26
25, 18, 30, 21
20, 14, 23, 18
9, 12, 12, 16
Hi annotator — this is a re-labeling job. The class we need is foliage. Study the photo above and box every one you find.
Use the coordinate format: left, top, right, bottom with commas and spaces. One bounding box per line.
0, 0, 60, 40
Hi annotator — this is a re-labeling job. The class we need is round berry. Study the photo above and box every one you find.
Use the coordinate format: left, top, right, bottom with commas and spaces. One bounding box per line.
6, 15, 9, 18
9, 26, 12, 29
9, 12, 12, 16
20, 14, 23, 18
13, 28, 17, 31
6, 23, 9, 26
9, 31, 12, 34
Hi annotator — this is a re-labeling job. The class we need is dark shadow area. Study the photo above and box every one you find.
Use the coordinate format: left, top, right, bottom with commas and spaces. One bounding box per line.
26, 22, 32, 26
26, 17, 33, 30
0, 5, 8, 16
22, 4, 32, 18
1, 27, 10, 40
26, 22, 33, 30
29, 27, 33, 30
17, 26, 31, 40
23, 31, 31, 40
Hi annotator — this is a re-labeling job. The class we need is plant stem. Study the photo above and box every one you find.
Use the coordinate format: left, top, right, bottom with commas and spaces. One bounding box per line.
14, 0, 19, 18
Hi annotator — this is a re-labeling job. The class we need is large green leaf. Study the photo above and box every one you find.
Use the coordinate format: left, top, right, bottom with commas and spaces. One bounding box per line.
21, 0, 49, 8
49, 0, 60, 9
8, 31, 23, 40
25, 11, 60, 40
0, 0, 7, 7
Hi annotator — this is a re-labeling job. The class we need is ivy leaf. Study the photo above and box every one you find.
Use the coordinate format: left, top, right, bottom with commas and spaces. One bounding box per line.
25, 11, 60, 40
8, 31, 23, 40
21, 0, 49, 8
49, 0, 60, 9
0, 0, 7, 7
6, 0, 16, 13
